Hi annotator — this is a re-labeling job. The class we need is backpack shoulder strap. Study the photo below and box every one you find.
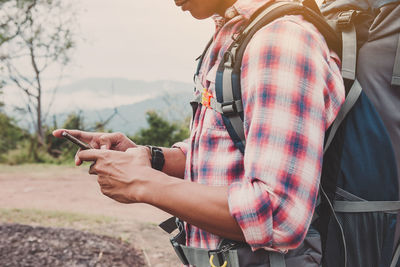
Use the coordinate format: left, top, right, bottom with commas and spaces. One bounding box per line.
393, 33, 400, 86
194, 38, 213, 79
191, 38, 214, 122
215, 1, 341, 154
335, 10, 358, 81
231, 1, 342, 71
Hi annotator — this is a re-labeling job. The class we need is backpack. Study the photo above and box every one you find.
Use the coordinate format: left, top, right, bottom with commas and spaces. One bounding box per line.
160, 0, 400, 266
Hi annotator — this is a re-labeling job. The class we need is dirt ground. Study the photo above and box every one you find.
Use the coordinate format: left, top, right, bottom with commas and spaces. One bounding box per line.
0, 164, 181, 266
0, 223, 146, 266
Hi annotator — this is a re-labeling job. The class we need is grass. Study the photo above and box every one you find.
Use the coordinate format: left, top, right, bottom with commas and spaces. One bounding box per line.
0, 164, 69, 173
0, 163, 93, 181
0, 162, 94, 172
0, 208, 116, 230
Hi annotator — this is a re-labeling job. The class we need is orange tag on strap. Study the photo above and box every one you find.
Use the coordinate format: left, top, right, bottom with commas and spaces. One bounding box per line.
201, 89, 213, 108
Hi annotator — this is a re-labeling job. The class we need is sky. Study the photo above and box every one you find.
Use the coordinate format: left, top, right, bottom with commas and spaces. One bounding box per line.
65, 0, 214, 84
2, 0, 216, 114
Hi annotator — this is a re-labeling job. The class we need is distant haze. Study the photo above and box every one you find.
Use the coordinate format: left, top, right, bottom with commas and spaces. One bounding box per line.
7, 78, 193, 134
59, 0, 214, 84
2, 0, 214, 117
50, 78, 194, 135
43, 78, 193, 113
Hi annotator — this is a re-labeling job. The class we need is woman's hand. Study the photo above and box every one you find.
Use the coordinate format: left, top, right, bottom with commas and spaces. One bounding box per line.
77, 146, 155, 204
53, 129, 137, 165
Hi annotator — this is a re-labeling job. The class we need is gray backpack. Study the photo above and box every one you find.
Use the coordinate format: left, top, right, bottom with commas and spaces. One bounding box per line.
160, 0, 400, 266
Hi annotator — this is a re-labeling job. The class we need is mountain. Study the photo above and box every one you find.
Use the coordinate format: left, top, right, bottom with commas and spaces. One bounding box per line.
5, 78, 194, 134
46, 78, 194, 113
49, 78, 194, 134
54, 91, 193, 135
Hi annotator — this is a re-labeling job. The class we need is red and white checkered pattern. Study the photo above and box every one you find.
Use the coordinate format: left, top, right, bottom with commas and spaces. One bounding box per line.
174, 0, 345, 252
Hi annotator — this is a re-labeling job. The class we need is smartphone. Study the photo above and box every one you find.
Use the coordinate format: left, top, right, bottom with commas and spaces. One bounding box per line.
62, 131, 93, 150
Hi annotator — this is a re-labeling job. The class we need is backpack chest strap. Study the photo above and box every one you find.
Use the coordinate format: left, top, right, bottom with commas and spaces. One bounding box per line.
159, 216, 286, 267
191, 89, 244, 115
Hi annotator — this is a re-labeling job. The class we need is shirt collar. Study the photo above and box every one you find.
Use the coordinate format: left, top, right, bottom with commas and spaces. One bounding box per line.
212, 0, 274, 27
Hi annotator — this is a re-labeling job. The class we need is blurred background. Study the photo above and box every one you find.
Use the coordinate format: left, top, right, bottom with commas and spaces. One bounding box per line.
0, 0, 214, 163
0, 1, 213, 266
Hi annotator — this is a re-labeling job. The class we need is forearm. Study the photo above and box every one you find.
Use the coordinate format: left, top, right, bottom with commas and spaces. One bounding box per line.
139, 171, 245, 242
159, 147, 186, 179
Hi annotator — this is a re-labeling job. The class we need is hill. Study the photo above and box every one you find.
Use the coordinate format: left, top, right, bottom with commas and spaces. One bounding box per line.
6, 78, 194, 134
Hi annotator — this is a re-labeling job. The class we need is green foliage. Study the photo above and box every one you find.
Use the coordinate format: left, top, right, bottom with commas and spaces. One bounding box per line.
1, 112, 87, 165
1, 138, 53, 165
131, 111, 190, 147
0, 76, 4, 109
46, 112, 87, 162
0, 113, 51, 165
0, 91, 3, 110
0, 112, 26, 157
0, 110, 190, 164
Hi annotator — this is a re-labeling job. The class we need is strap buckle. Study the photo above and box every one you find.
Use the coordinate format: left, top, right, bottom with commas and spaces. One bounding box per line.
337, 10, 357, 28
168, 218, 189, 265
202, 89, 213, 108
221, 100, 238, 116
224, 51, 235, 68
209, 254, 228, 267
170, 239, 189, 265
208, 249, 227, 267
208, 242, 239, 267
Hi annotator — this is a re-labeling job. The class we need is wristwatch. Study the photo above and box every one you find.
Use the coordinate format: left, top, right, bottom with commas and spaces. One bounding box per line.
146, 145, 165, 171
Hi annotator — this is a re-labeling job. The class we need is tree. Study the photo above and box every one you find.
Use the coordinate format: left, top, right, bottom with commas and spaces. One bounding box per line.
46, 111, 85, 159
0, 112, 26, 157
46, 111, 117, 160
0, 0, 75, 146
132, 111, 190, 147
0, 80, 4, 109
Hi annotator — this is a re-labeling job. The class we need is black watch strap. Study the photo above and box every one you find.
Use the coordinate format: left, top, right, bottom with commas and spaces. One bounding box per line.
146, 146, 165, 171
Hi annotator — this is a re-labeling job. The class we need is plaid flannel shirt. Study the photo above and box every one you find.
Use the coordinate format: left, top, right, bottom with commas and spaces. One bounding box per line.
174, 0, 345, 252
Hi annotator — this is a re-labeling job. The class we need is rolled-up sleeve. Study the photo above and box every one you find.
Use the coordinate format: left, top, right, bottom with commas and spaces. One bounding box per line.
172, 139, 190, 156
228, 16, 344, 251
